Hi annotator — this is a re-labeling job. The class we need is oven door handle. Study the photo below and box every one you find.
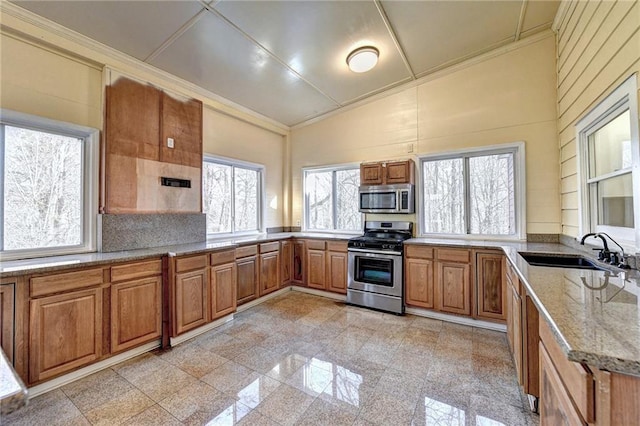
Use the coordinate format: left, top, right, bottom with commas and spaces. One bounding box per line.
347, 248, 402, 256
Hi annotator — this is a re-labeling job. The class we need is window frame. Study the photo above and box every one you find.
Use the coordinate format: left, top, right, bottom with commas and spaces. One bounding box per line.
417, 142, 526, 240
302, 162, 363, 233
202, 154, 265, 239
0, 109, 99, 261
576, 74, 640, 251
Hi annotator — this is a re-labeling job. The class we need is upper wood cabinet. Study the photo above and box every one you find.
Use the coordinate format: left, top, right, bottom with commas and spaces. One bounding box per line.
0, 282, 15, 364
475, 251, 506, 322
360, 159, 415, 185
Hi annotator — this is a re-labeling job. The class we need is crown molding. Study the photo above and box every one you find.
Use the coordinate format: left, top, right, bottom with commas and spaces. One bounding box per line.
0, 1, 290, 135
552, 1, 572, 32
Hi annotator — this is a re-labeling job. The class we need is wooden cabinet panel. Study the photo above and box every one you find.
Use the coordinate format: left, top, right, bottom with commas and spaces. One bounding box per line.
436, 261, 471, 315
111, 277, 162, 353
327, 251, 347, 294
280, 240, 292, 286
211, 263, 236, 320
306, 240, 325, 251
293, 240, 306, 284
436, 248, 470, 263
540, 343, 585, 426
405, 258, 434, 309
0, 283, 15, 363
111, 259, 162, 283
176, 255, 208, 273
476, 252, 506, 321
30, 268, 103, 297
259, 242, 279, 253
236, 245, 258, 258
211, 250, 235, 266
405, 245, 433, 259
385, 160, 414, 184
29, 288, 102, 383
160, 92, 202, 168
523, 294, 540, 397
174, 269, 208, 335
260, 251, 280, 296
360, 163, 384, 185
595, 369, 640, 425
509, 281, 523, 385
236, 256, 258, 305
307, 249, 326, 290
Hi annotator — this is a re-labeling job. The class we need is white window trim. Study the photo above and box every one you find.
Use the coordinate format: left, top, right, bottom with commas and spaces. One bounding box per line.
203, 154, 265, 239
576, 74, 640, 252
302, 162, 364, 234
0, 109, 99, 261
417, 141, 526, 241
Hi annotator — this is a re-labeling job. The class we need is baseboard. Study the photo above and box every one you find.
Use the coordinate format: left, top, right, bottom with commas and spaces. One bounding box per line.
405, 307, 507, 332
290, 286, 347, 301
28, 340, 161, 398
169, 314, 235, 346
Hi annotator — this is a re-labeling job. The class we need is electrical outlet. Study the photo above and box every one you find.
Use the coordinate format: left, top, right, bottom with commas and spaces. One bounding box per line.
407, 143, 414, 153
167, 138, 175, 148
296, 220, 301, 226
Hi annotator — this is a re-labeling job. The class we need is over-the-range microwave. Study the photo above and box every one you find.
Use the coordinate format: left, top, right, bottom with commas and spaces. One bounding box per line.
359, 184, 415, 214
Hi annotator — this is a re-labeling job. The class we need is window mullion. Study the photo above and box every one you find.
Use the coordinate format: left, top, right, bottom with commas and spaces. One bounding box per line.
332, 170, 338, 231
230, 166, 236, 234
463, 157, 471, 235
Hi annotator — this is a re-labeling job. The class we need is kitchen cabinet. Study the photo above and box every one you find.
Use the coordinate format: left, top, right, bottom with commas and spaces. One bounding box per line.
435, 248, 471, 315
507, 277, 523, 384
259, 242, 280, 297
405, 246, 435, 309
210, 251, 237, 320
29, 287, 103, 383
174, 255, 208, 335
326, 242, 348, 294
360, 159, 415, 185
0, 282, 15, 363
280, 240, 292, 287
292, 240, 306, 284
306, 240, 327, 290
236, 245, 259, 305
475, 251, 506, 321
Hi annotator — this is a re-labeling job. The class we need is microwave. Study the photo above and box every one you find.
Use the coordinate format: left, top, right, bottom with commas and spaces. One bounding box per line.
359, 184, 415, 214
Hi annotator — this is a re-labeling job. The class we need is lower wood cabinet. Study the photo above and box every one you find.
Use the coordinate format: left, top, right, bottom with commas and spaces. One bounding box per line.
475, 251, 505, 321
405, 257, 434, 309
111, 276, 162, 353
29, 288, 102, 383
0, 282, 15, 364
327, 251, 347, 294
292, 240, 305, 284
210, 262, 236, 320
260, 251, 280, 296
281, 240, 292, 287
507, 278, 523, 384
307, 249, 326, 290
236, 254, 258, 305
436, 260, 471, 315
174, 269, 208, 335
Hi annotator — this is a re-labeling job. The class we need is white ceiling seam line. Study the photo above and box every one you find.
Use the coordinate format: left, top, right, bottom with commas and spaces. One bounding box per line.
143, 8, 208, 63
374, 0, 415, 80
515, 0, 529, 41
203, 3, 343, 108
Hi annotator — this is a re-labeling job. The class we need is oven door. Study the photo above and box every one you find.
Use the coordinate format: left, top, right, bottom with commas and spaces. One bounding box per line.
347, 249, 403, 298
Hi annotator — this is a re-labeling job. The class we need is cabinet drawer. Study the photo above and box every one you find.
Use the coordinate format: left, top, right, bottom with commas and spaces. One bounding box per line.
236, 245, 258, 258
259, 242, 280, 253
436, 248, 470, 263
111, 259, 162, 282
539, 319, 594, 423
175, 255, 208, 273
211, 250, 235, 266
406, 245, 434, 259
327, 241, 347, 252
31, 268, 104, 297
506, 260, 519, 285
306, 240, 326, 250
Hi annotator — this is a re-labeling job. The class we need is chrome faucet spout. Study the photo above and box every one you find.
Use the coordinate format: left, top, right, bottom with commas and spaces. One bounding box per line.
580, 233, 609, 252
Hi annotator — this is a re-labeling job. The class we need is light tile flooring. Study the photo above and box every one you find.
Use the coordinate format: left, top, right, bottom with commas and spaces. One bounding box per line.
3, 291, 539, 425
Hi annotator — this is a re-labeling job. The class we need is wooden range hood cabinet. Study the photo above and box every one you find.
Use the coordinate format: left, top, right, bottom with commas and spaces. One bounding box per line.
102, 75, 203, 214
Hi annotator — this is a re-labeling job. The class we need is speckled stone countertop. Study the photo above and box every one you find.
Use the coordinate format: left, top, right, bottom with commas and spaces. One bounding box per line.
0, 232, 356, 278
407, 238, 640, 377
0, 349, 27, 415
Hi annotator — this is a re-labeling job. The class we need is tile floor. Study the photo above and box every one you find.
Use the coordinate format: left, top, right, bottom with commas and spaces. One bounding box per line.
2, 291, 539, 425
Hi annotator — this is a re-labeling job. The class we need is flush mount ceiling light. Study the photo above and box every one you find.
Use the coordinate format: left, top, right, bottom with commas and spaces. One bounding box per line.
346, 46, 379, 73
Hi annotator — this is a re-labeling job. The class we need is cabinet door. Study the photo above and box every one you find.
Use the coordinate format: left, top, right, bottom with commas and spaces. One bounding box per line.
476, 252, 506, 321
260, 251, 280, 296
360, 163, 383, 185
385, 160, 413, 184
0, 283, 15, 363
307, 249, 326, 290
327, 251, 347, 294
512, 286, 523, 385
506, 279, 515, 354
405, 258, 434, 308
436, 261, 471, 315
280, 240, 292, 286
211, 262, 237, 320
111, 277, 162, 353
174, 269, 208, 335
539, 343, 585, 426
29, 288, 102, 383
160, 92, 203, 168
236, 256, 258, 305
292, 241, 306, 284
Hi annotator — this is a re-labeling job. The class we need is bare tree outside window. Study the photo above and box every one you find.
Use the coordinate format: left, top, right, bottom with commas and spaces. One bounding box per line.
336, 169, 361, 231
423, 158, 464, 234
469, 154, 515, 235
306, 171, 332, 230
234, 167, 258, 231
3, 126, 83, 250
305, 166, 362, 231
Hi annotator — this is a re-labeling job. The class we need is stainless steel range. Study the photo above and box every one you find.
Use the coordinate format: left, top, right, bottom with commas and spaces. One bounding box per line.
347, 221, 413, 314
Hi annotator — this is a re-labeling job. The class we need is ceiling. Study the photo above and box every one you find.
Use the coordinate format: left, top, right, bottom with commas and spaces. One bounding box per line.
12, 0, 560, 127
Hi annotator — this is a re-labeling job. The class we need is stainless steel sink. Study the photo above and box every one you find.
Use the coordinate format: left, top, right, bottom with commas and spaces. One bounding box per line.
519, 253, 604, 270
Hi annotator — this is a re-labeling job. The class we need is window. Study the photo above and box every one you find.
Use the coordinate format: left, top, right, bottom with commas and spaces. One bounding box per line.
577, 75, 639, 250
420, 143, 525, 239
202, 156, 263, 236
304, 165, 362, 232
0, 110, 98, 260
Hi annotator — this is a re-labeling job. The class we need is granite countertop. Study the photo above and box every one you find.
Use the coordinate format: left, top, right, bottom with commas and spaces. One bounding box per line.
0, 349, 27, 415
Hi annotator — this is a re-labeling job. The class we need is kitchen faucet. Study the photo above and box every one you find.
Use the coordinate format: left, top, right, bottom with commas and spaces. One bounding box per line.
579, 233, 610, 260
580, 232, 630, 269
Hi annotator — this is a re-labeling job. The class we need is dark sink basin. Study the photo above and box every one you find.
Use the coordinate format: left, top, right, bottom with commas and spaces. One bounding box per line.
519, 253, 602, 270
